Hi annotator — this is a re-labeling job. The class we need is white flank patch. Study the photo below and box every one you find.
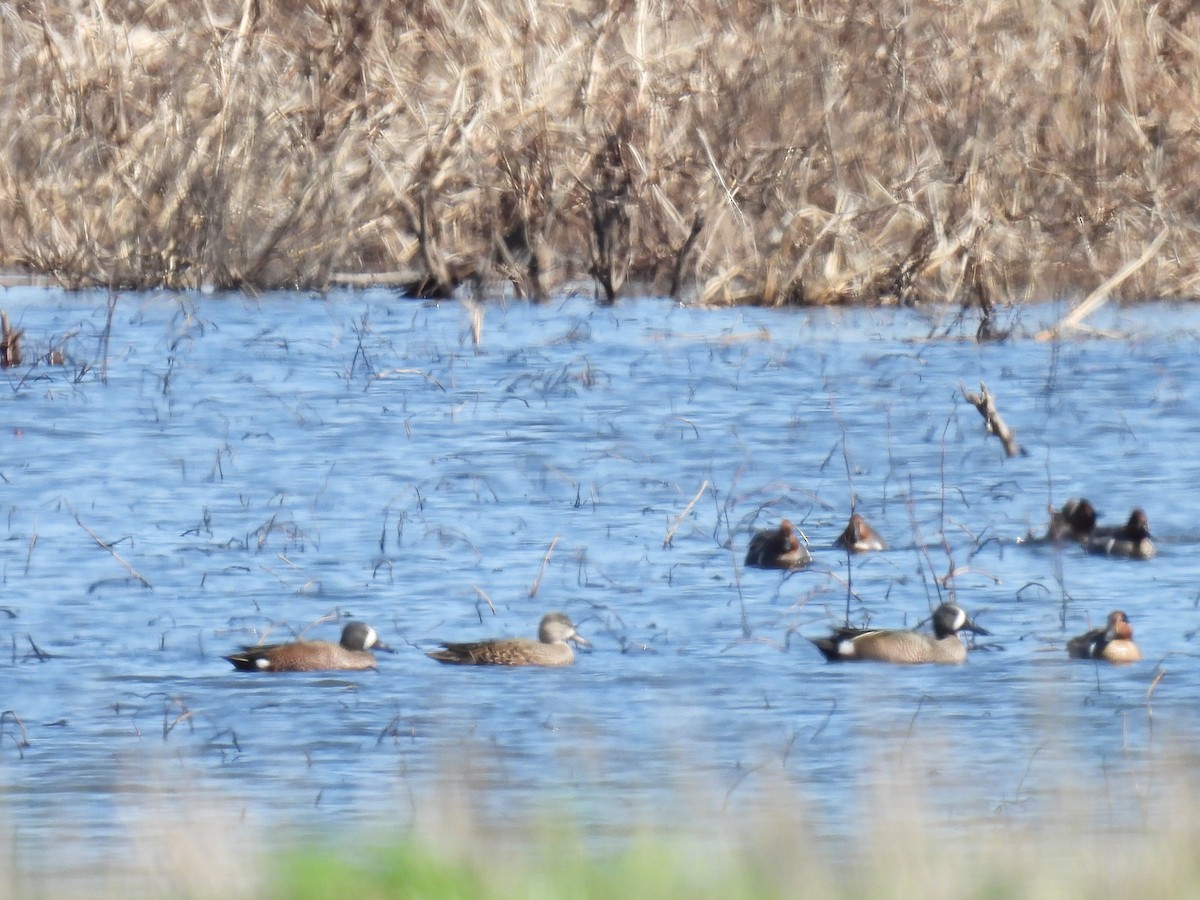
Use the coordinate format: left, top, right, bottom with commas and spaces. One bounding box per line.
255, 658, 272, 670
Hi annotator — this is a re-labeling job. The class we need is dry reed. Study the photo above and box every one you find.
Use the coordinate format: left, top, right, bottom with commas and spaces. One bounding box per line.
0, 310, 21, 365
1, 1, 1199, 306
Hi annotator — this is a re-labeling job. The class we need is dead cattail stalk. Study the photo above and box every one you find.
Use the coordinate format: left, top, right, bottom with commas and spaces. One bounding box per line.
472, 586, 497, 618
0, 311, 22, 367
664, 481, 710, 549
528, 536, 559, 599
416, 186, 457, 299
463, 298, 484, 348
24, 524, 37, 577
1034, 228, 1169, 341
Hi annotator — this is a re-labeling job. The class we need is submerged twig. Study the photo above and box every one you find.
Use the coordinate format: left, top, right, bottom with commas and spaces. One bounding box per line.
1145, 667, 1166, 743
162, 696, 193, 740
0, 710, 31, 755
25, 634, 51, 662
65, 501, 152, 588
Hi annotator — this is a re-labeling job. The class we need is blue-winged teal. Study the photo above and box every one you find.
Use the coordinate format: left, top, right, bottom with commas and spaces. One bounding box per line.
426, 612, 589, 667
1022, 497, 1097, 544
745, 518, 811, 569
810, 602, 989, 664
833, 513, 886, 553
1067, 610, 1142, 663
224, 621, 392, 672
1050, 498, 1098, 541
1085, 508, 1154, 559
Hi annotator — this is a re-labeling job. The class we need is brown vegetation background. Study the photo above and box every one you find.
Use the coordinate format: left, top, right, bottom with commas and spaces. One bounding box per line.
1, 1, 1198, 305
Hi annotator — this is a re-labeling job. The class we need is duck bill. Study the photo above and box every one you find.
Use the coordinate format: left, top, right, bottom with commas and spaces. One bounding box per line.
374, 641, 397, 654
964, 619, 990, 636
569, 633, 591, 649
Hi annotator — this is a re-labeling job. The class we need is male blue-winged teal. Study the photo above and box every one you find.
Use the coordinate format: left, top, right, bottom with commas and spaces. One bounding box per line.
745, 518, 811, 569
1066, 610, 1142, 663
833, 513, 886, 553
224, 621, 392, 672
1085, 508, 1154, 559
809, 602, 989, 664
426, 612, 589, 667
1022, 497, 1097, 544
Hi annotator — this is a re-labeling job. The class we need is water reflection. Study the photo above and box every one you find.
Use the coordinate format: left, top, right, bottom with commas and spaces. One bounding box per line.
2, 289, 1198, 877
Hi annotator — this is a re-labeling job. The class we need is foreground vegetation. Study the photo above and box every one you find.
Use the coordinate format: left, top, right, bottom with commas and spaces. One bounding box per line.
2, 1, 1198, 306
272, 826, 1200, 900
10, 743, 1200, 899
15, 808, 1200, 899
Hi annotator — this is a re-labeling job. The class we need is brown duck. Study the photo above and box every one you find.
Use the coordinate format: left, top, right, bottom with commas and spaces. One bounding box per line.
833, 513, 886, 553
745, 518, 811, 569
427, 612, 589, 667
1066, 610, 1142, 663
224, 621, 392, 672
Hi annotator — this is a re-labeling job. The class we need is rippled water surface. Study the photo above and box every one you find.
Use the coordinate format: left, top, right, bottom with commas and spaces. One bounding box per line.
3, 289, 1200, 879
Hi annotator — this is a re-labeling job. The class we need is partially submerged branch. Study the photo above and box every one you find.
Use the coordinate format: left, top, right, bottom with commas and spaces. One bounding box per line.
961, 381, 1023, 458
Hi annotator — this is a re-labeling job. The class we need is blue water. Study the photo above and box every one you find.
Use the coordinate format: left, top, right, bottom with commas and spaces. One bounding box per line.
2, 289, 1198, 878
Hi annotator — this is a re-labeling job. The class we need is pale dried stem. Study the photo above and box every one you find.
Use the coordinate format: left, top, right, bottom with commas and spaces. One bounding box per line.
65, 499, 152, 588
528, 535, 559, 599
664, 480, 710, 549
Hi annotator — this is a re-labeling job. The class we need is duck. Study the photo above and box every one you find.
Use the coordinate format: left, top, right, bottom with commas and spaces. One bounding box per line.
1085, 508, 1155, 559
426, 612, 589, 667
1048, 498, 1098, 541
809, 602, 989, 665
1066, 610, 1141, 663
833, 513, 886, 553
744, 518, 811, 569
224, 621, 392, 672
1022, 497, 1097, 544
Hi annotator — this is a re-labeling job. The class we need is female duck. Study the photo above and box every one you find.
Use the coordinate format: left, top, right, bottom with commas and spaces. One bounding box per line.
833, 513, 886, 553
1066, 610, 1141, 663
745, 518, 811, 569
427, 612, 589, 667
810, 602, 989, 665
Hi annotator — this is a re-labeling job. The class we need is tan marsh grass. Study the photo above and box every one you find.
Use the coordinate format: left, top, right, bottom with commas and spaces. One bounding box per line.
11, 738, 1200, 898
2, 2, 1199, 306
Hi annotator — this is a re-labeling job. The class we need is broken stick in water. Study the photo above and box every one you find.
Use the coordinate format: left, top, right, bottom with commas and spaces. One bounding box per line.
962, 381, 1023, 457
